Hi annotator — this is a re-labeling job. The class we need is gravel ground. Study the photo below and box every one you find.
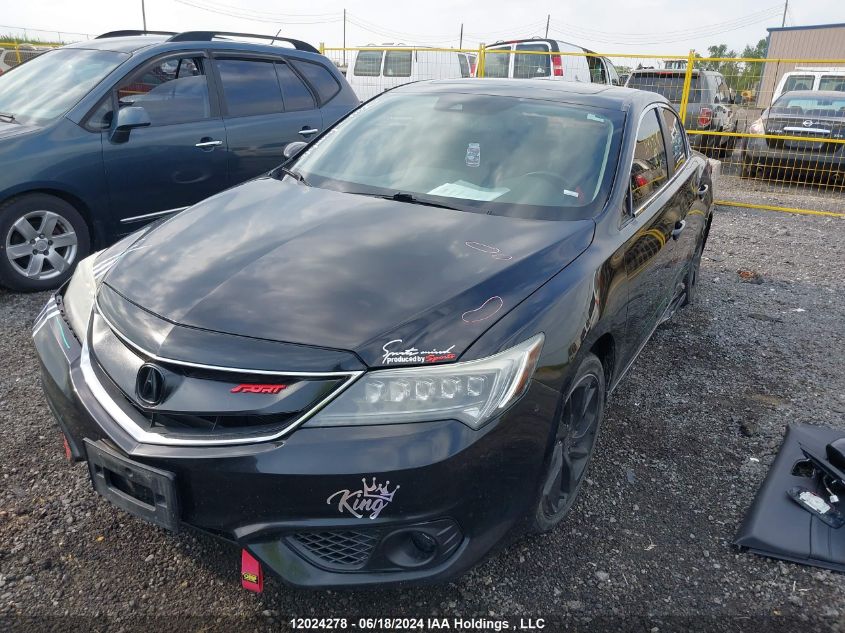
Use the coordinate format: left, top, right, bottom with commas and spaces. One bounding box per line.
1, 205, 844, 633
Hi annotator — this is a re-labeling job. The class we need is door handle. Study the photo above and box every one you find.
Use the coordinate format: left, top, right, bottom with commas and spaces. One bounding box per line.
672, 220, 686, 241
195, 139, 223, 149
697, 183, 709, 199
298, 128, 319, 136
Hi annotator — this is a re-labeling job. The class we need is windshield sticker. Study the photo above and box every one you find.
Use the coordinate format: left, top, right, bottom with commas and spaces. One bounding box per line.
465, 142, 481, 167
462, 296, 504, 323
327, 477, 399, 520
563, 189, 580, 198
465, 241, 513, 261
381, 339, 457, 365
428, 180, 509, 201
587, 113, 605, 123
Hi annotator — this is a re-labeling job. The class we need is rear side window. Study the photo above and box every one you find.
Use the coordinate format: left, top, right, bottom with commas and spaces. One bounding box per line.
630, 109, 668, 209
384, 51, 412, 77
290, 59, 340, 103
587, 56, 607, 83
216, 59, 283, 117
276, 63, 316, 111
484, 47, 511, 78
514, 43, 550, 79
353, 51, 382, 77
783, 74, 814, 92
819, 75, 845, 92
661, 108, 687, 169
458, 54, 470, 78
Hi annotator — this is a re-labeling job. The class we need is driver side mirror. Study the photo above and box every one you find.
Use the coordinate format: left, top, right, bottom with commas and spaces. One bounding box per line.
110, 106, 151, 143
283, 141, 308, 160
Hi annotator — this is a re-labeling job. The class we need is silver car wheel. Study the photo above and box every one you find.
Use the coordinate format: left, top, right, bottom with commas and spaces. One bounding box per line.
4, 210, 78, 281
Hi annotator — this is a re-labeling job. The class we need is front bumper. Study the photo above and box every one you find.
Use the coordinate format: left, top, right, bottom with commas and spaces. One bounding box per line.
743, 138, 845, 171
33, 296, 559, 588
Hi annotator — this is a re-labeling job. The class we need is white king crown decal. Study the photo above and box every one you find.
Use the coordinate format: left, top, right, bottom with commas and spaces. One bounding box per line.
326, 476, 400, 520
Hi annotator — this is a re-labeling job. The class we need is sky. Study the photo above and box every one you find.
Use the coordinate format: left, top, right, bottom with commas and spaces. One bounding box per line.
2, 0, 843, 56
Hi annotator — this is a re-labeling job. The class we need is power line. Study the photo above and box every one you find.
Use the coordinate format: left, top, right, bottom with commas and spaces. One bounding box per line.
172, 0, 343, 24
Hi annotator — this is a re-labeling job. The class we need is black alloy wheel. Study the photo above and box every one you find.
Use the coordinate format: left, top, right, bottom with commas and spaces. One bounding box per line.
531, 353, 605, 533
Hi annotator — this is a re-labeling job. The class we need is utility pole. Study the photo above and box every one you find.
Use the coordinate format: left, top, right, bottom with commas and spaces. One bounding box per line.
545, 14, 550, 38
459, 23, 463, 49
781, 0, 788, 27
141, 0, 147, 31
343, 8, 346, 66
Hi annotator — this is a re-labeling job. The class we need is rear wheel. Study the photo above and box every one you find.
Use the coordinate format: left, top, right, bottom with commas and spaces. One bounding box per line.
530, 353, 605, 533
0, 193, 90, 292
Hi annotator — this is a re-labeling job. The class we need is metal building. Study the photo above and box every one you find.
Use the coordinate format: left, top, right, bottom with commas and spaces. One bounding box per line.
758, 22, 845, 106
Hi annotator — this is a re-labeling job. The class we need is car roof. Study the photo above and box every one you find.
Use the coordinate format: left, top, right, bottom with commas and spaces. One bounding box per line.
394, 78, 663, 111
778, 89, 845, 99
63, 35, 323, 59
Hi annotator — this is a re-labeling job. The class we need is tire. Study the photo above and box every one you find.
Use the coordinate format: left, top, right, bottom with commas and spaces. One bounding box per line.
530, 353, 606, 534
0, 193, 91, 292
682, 238, 704, 307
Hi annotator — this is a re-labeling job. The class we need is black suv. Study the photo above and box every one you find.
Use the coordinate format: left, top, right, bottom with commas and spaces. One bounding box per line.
626, 68, 737, 157
0, 30, 358, 291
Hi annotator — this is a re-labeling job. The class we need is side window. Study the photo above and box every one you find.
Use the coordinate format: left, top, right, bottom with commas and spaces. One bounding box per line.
290, 59, 340, 103
84, 97, 114, 131
716, 75, 731, 102
216, 59, 283, 117
353, 51, 382, 77
275, 63, 316, 111
116, 56, 209, 126
514, 44, 550, 79
383, 51, 412, 78
783, 74, 813, 92
630, 109, 668, 210
587, 56, 607, 84
661, 108, 687, 170
484, 46, 511, 78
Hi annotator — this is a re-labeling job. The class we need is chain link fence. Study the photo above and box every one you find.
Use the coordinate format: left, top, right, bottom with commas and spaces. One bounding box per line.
321, 45, 845, 218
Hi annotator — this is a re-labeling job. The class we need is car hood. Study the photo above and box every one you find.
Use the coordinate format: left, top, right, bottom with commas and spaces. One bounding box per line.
0, 119, 40, 140
104, 177, 594, 367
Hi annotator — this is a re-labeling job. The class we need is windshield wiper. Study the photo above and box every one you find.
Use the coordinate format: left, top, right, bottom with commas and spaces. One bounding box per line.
276, 166, 310, 186
0, 112, 18, 124
347, 191, 464, 211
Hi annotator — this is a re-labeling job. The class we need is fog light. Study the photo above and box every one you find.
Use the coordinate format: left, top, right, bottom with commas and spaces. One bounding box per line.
411, 531, 437, 555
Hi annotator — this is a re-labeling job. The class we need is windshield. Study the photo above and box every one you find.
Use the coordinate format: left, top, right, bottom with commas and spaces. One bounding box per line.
773, 95, 845, 116
0, 48, 127, 125
292, 92, 623, 220
627, 72, 701, 103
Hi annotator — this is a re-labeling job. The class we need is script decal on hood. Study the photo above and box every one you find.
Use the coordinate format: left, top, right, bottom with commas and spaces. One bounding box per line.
381, 339, 457, 365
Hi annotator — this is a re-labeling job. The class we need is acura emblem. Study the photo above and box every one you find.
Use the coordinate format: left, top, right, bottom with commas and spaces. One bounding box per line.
136, 364, 165, 405
803, 120, 814, 127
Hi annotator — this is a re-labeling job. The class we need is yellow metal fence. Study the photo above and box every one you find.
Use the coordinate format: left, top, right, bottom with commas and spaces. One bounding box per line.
321, 45, 845, 218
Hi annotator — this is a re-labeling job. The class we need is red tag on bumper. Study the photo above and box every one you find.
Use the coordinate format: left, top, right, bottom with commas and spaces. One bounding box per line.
241, 549, 263, 593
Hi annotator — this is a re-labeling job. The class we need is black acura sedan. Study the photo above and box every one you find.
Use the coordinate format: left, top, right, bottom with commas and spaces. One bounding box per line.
34, 79, 713, 589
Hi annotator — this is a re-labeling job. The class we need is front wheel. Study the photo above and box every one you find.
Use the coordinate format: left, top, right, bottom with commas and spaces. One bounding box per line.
0, 193, 90, 292
530, 353, 606, 533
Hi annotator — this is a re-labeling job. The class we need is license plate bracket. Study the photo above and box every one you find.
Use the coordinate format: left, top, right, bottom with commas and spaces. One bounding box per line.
84, 439, 180, 532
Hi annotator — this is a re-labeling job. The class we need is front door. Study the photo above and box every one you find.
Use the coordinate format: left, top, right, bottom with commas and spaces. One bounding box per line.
102, 53, 228, 227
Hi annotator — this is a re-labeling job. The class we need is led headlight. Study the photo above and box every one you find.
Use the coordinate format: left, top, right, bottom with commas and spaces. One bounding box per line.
62, 227, 153, 339
63, 253, 97, 339
307, 334, 544, 430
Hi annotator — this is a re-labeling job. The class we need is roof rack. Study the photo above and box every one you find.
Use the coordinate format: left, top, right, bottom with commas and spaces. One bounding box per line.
166, 31, 318, 53
96, 30, 177, 39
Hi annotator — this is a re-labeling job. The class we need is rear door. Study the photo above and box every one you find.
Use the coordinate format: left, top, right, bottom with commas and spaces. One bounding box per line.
482, 44, 513, 78
212, 55, 321, 185
102, 52, 228, 225
514, 42, 551, 79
